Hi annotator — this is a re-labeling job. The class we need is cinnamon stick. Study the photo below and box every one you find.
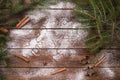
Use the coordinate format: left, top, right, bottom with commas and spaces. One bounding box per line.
0, 27, 9, 33
51, 68, 66, 75
16, 16, 28, 28
14, 53, 30, 63
94, 56, 106, 67
18, 17, 30, 28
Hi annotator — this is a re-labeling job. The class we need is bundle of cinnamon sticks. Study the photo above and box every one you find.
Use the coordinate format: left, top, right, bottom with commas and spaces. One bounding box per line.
16, 16, 30, 28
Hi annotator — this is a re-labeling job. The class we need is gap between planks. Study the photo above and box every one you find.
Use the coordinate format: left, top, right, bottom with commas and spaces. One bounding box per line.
0, 67, 120, 68
7, 48, 120, 50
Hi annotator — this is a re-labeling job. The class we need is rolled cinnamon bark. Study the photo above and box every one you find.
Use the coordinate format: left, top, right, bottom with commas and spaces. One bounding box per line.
94, 56, 106, 67
51, 68, 66, 75
16, 16, 28, 28
0, 27, 9, 33
18, 17, 30, 28
14, 53, 30, 63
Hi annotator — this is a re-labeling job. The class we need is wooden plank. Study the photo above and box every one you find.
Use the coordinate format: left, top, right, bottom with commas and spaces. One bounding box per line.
8, 48, 89, 55
6, 54, 30, 67
8, 29, 87, 48
29, 68, 120, 80
0, 49, 119, 68
1, 68, 120, 80
5, 49, 91, 68
0, 68, 30, 80
14, 53, 30, 63
3, 76, 28, 80
4, 8, 80, 29
29, 54, 91, 68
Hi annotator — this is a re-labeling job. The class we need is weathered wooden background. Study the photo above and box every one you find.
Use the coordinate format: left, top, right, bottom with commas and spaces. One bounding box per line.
0, 1, 120, 80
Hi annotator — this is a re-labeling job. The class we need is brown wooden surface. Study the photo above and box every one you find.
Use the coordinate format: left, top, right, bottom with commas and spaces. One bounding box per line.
1, 2, 120, 80
1, 68, 120, 80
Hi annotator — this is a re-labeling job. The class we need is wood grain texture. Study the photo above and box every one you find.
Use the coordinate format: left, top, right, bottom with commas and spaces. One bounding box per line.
0, 49, 119, 68
8, 29, 87, 48
1, 68, 120, 80
1, 2, 120, 80
2, 49, 89, 68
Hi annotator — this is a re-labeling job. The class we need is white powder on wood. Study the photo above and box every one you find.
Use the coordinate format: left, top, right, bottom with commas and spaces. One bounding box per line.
49, 2, 75, 8
11, 2, 87, 58
10, 29, 33, 37
100, 52, 115, 78
8, 2, 88, 78
75, 70, 86, 80
27, 10, 47, 23
101, 68, 115, 78
7, 2, 118, 80
20, 68, 55, 78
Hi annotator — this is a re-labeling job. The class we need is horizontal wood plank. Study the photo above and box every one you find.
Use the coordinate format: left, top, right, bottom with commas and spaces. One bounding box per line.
5, 49, 91, 68
1, 68, 120, 80
0, 49, 119, 68
0, 68, 30, 80
1, 1, 120, 80
7, 29, 87, 48
29, 68, 120, 80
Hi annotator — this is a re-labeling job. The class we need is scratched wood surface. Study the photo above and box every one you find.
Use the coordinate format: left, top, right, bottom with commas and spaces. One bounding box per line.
1, 1, 120, 80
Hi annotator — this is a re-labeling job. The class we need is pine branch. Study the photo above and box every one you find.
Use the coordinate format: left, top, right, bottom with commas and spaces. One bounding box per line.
72, 0, 120, 53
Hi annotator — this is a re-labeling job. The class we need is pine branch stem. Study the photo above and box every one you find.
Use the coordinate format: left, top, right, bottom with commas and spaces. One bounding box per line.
112, 22, 115, 40
96, 17, 103, 40
99, 0, 106, 21
90, 0, 96, 18
75, 9, 96, 20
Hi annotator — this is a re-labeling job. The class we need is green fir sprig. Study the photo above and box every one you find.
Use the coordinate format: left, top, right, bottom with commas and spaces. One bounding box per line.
72, 0, 120, 53
0, 34, 9, 66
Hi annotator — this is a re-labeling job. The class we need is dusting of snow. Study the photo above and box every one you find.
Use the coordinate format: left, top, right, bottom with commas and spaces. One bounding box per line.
6, 1, 117, 79
100, 52, 115, 78
7, 2, 88, 78
10, 29, 33, 37
75, 70, 86, 80
7, 41, 19, 48
20, 68, 55, 78
53, 54, 63, 61
27, 10, 47, 23
7, 2, 87, 58
101, 68, 115, 78
49, 2, 75, 8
